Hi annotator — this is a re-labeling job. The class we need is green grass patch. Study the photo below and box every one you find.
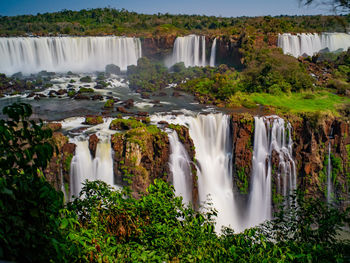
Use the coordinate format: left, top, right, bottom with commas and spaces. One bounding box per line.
249, 91, 350, 115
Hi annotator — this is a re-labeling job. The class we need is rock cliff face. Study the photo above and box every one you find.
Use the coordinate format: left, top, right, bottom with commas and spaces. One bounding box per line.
231, 113, 254, 194
288, 114, 350, 204
111, 125, 170, 198
230, 112, 350, 205
44, 124, 76, 193
142, 36, 176, 61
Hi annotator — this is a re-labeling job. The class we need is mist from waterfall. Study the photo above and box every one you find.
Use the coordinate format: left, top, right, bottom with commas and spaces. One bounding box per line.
168, 131, 193, 204
69, 138, 115, 198
278, 33, 350, 58
245, 116, 296, 229
168, 35, 217, 67
0, 36, 142, 75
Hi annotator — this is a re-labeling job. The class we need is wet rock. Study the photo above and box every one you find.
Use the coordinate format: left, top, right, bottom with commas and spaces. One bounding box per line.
89, 134, 99, 158
117, 106, 129, 114
91, 94, 103, 100
105, 64, 121, 75
123, 99, 134, 109
84, 115, 103, 125
172, 91, 181, 97
74, 93, 90, 100
158, 121, 169, 125
56, 89, 66, 95
137, 111, 148, 117
141, 92, 150, 99
158, 92, 167, 97
27, 92, 35, 98
34, 95, 40, 100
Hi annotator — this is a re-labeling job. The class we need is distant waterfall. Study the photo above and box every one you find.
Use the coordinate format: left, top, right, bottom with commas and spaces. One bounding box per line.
70, 139, 115, 198
246, 116, 296, 229
0, 36, 142, 75
278, 33, 350, 58
152, 113, 239, 232
209, 38, 217, 67
168, 131, 193, 204
169, 35, 217, 67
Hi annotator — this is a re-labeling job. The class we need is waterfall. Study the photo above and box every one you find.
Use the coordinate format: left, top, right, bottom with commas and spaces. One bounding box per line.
0, 36, 142, 75
327, 142, 333, 203
152, 113, 240, 232
245, 116, 296, 229
278, 33, 350, 58
70, 138, 115, 198
209, 38, 217, 67
168, 131, 193, 204
169, 35, 207, 67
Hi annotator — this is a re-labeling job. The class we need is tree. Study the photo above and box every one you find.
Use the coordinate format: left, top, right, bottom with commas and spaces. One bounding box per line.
299, 0, 350, 13
0, 103, 66, 262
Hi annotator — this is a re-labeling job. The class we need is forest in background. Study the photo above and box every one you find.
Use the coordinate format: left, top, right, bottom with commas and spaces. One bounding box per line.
0, 8, 349, 36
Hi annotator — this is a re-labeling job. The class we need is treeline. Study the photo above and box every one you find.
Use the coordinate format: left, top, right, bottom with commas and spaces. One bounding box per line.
0, 8, 349, 36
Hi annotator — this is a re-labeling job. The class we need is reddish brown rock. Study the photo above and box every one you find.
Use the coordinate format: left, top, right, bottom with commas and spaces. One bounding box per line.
111, 126, 170, 199
89, 134, 99, 158
117, 106, 129, 114
231, 113, 254, 191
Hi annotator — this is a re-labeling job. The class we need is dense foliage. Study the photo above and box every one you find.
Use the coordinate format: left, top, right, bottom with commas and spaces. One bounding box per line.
0, 8, 349, 36
0, 103, 66, 261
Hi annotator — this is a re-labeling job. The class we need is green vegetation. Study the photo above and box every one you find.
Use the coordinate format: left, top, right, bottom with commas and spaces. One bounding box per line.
78, 87, 94, 93
103, 99, 114, 108
85, 116, 103, 125
110, 118, 146, 130
79, 76, 92, 83
238, 91, 350, 115
0, 8, 348, 36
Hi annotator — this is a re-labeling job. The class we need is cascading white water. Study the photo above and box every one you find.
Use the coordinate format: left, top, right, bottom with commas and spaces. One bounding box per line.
152, 113, 240, 232
278, 33, 350, 58
0, 36, 142, 75
327, 141, 333, 203
169, 35, 217, 68
209, 38, 217, 67
168, 131, 193, 204
70, 139, 115, 198
245, 116, 296, 229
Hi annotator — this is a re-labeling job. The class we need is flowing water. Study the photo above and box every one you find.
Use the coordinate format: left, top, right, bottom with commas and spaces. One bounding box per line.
277, 33, 350, 57
245, 116, 296, 229
169, 35, 217, 67
209, 38, 217, 67
0, 36, 142, 75
168, 131, 193, 204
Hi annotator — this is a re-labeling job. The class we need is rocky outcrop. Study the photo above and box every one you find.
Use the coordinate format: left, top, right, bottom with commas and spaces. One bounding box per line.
231, 113, 254, 194
44, 129, 76, 194
88, 134, 99, 158
111, 124, 170, 198
142, 35, 176, 60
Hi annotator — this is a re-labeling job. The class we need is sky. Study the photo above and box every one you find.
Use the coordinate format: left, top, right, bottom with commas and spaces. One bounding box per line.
0, 0, 331, 17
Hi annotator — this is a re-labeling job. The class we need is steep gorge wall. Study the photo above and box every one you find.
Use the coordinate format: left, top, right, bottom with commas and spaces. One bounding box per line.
231, 112, 350, 204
